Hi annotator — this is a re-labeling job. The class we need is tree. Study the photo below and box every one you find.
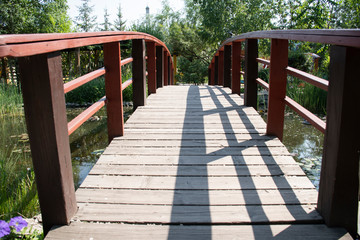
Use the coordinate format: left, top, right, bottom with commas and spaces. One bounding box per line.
101, 8, 112, 31
75, 0, 97, 32
0, 0, 71, 34
114, 3, 126, 31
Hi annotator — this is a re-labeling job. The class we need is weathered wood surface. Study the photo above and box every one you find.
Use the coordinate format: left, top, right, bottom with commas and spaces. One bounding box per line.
46, 85, 348, 239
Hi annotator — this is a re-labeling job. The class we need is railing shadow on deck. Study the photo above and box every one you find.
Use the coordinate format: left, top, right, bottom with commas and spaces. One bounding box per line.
208, 29, 360, 237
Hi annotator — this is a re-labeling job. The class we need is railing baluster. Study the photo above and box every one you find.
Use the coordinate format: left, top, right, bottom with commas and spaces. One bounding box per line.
164, 50, 168, 86
132, 39, 146, 110
218, 50, 224, 86
214, 56, 219, 85
168, 55, 171, 85
18, 52, 77, 235
244, 39, 258, 108
318, 45, 360, 238
156, 46, 164, 88
104, 42, 123, 142
266, 39, 288, 141
146, 42, 156, 94
210, 62, 215, 85
223, 45, 232, 88
232, 41, 242, 95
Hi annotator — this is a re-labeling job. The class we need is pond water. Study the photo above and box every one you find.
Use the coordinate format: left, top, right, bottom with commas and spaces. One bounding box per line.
2, 107, 323, 190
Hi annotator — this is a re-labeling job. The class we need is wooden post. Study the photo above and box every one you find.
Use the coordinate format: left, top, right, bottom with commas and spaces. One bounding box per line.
164, 51, 168, 86
244, 39, 258, 108
208, 68, 211, 85
18, 52, 77, 235
146, 41, 156, 94
218, 51, 224, 86
224, 45, 232, 88
173, 55, 177, 84
232, 42, 242, 95
168, 55, 171, 85
210, 62, 215, 85
104, 42, 123, 142
266, 39, 288, 141
156, 46, 164, 88
318, 46, 360, 238
132, 39, 146, 110
214, 56, 219, 85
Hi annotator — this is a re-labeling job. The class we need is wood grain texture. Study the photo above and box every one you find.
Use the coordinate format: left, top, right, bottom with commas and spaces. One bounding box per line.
47, 85, 348, 238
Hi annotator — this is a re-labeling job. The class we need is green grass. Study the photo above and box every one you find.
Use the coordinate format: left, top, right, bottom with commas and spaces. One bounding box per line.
0, 85, 23, 117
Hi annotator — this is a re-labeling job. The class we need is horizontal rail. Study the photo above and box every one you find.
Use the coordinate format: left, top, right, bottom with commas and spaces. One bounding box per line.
122, 79, 133, 91
64, 68, 105, 94
256, 58, 270, 66
256, 78, 269, 90
284, 96, 326, 133
286, 67, 328, 91
64, 57, 133, 94
67, 96, 106, 135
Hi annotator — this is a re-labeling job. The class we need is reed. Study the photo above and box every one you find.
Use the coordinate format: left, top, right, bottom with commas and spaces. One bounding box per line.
0, 85, 23, 117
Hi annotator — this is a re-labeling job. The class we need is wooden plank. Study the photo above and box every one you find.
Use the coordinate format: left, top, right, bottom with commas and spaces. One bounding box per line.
89, 164, 305, 176
75, 203, 321, 224
124, 128, 267, 134
123, 123, 267, 129
76, 188, 318, 205
104, 42, 124, 141
47, 223, 352, 240
96, 155, 299, 166
103, 146, 291, 156
132, 39, 146, 110
109, 139, 283, 148
19, 52, 77, 234
80, 175, 314, 190
115, 133, 273, 140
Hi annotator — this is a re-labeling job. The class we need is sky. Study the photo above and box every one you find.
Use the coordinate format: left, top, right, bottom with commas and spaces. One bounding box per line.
67, 0, 185, 29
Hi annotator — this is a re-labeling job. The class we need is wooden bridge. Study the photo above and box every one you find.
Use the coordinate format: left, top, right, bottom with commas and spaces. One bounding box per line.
0, 30, 359, 239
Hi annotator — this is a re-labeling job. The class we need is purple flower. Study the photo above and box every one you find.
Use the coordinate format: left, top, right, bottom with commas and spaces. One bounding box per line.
9, 216, 28, 232
0, 220, 10, 238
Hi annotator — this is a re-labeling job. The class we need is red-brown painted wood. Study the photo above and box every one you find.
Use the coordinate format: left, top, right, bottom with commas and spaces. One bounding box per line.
122, 79, 133, 91
164, 51, 168, 86
132, 39, 146, 110
214, 56, 219, 85
68, 96, 106, 135
318, 46, 360, 238
210, 63, 215, 85
104, 42, 123, 142
156, 46, 164, 88
266, 39, 288, 141
218, 51, 224, 86
146, 42, 156, 94
64, 67, 105, 94
232, 42, 241, 95
167, 55, 171, 85
244, 39, 258, 108
18, 52, 77, 235
223, 45, 232, 88
286, 66, 328, 91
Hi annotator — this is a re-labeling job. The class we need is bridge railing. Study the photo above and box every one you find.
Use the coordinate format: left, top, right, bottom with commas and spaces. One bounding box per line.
0, 32, 174, 234
208, 29, 360, 237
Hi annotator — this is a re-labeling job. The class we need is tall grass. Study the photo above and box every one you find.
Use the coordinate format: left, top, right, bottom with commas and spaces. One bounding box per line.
0, 84, 23, 117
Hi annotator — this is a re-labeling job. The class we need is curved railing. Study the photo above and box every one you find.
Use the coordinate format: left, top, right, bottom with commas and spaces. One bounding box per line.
208, 29, 360, 237
0, 31, 174, 234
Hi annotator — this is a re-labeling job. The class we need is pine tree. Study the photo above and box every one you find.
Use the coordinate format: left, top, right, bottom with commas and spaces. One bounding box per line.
114, 3, 126, 31
75, 0, 97, 32
101, 8, 112, 31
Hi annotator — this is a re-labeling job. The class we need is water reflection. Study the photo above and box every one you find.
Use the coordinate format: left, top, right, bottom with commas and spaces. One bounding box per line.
261, 110, 324, 189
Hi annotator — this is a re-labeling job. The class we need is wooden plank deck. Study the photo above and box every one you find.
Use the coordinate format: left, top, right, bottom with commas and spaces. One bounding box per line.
46, 85, 350, 239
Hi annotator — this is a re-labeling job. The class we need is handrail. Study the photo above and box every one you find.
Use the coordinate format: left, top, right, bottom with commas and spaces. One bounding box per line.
208, 29, 360, 237
10, 31, 174, 235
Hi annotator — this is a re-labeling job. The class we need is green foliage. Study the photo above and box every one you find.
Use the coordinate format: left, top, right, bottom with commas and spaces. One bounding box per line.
0, 0, 71, 34
65, 77, 105, 104
177, 57, 208, 84
0, 85, 23, 117
114, 3, 126, 31
100, 8, 112, 31
75, 0, 97, 32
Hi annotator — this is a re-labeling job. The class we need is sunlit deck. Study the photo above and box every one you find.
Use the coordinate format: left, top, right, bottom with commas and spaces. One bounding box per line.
46, 85, 349, 239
